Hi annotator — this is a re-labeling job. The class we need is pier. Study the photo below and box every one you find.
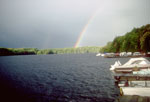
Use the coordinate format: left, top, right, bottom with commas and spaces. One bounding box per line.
114, 75, 150, 81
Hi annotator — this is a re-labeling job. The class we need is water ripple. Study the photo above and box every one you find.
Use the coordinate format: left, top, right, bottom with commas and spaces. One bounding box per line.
0, 54, 122, 102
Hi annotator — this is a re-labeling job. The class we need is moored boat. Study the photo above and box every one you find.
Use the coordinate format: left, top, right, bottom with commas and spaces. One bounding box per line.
96, 53, 101, 56
110, 57, 150, 96
110, 57, 150, 73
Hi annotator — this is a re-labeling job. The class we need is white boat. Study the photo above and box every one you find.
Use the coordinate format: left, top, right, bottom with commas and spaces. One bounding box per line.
110, 57, 150, 73
96, 53, 101, 56
104, 53, 115, 58
101, 54, 105, 57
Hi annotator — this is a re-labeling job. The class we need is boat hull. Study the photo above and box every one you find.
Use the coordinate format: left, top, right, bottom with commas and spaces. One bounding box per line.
121, 87, 150, 96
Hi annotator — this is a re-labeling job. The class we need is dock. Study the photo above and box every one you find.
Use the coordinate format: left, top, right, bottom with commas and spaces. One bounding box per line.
115, 95, 150, 102
114, 75, 150, 81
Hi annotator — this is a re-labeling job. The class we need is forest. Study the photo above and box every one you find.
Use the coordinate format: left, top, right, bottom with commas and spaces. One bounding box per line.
100, 24, 150, 53
0, 47, 101, 56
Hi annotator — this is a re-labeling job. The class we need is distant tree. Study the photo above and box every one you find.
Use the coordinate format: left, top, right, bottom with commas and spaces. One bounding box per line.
100, 24, 150, 53
140, 32, 150, 52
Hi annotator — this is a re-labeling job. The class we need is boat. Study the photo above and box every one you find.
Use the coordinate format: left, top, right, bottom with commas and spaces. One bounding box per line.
96, 53, 101, 56
104, 53, 116, 58
110, 57, 150, 73
101, 54, 105, 57
110, 57, 150, 96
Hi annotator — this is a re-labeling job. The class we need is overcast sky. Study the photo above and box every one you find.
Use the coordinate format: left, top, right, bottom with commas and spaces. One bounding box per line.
0, 0, 150, 48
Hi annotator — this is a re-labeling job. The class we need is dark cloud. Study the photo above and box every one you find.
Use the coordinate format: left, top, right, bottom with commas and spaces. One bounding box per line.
0, 0, 150, 48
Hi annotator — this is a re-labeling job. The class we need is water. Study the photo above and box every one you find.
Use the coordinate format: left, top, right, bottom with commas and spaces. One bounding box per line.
0, 54, 129, 102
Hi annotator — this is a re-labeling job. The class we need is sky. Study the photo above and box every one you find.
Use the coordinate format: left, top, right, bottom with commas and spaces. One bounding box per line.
0, 0, 150, 48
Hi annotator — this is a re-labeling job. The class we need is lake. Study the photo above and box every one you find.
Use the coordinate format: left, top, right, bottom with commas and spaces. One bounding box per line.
0, 54, 130, 102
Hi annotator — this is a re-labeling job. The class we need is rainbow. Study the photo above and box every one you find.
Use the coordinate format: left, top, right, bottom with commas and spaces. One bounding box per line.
74, 9, 100, 48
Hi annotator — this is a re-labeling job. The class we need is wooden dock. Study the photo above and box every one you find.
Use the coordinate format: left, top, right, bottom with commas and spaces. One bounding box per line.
115, 95, 150, 102
114, 75, 150, 81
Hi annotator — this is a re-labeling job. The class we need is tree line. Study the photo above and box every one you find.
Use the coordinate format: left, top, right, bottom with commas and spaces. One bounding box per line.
1, 24, 149, 56
101, 24, 150, 53
0, 47, 102, 56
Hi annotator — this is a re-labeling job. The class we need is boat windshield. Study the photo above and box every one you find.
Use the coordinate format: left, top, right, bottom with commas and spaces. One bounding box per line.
123, 58, 150, 66
131, 60, 143, 64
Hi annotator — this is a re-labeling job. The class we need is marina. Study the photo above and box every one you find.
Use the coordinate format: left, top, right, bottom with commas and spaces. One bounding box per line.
96, 52, 150, 58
